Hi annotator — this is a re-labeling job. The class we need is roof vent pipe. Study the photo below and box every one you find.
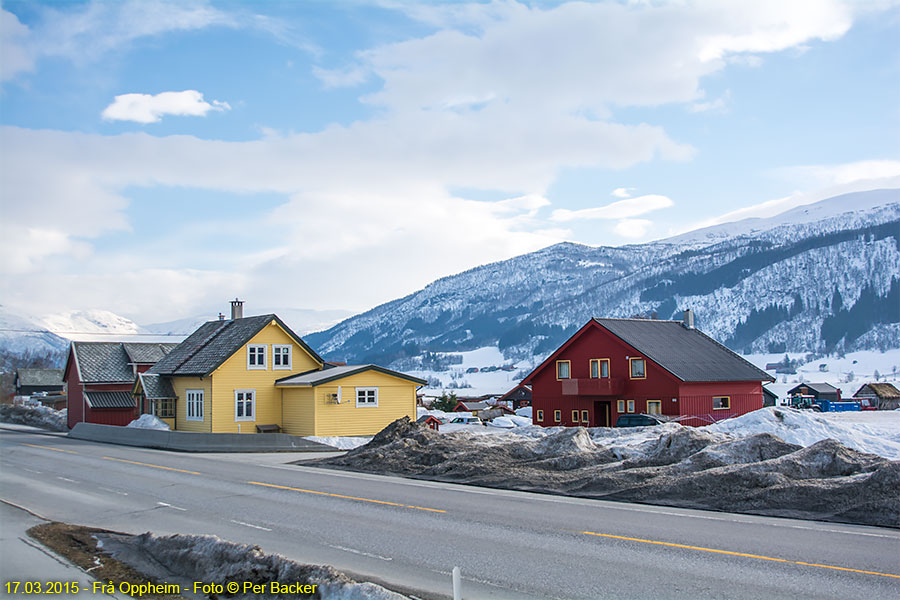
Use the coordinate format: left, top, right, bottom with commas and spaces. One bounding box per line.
230, 298, 244, 320
683, 309, 695, 329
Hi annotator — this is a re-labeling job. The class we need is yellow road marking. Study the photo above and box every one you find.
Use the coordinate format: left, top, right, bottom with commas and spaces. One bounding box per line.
248, 481, 446, 513
581, 531, 900, 579
102, 456, 200, 475
21, 443, 78, 454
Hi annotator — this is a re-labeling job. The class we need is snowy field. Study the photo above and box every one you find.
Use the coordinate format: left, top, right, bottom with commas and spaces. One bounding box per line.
408, 346, 900, 398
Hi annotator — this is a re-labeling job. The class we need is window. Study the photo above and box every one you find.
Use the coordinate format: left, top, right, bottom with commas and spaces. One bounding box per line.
581, 410, 589, 423
186, 389, 203, 421
536, 409, 544, 422
713, 396, 731, 410
235, 389, 255, 421
273, 345, 292, 370
554, 410, 561, 422
153, 398, 174, 419
556, 360, 571, 380
647, 400, 661, 415
626, 399, 635, 413
356, 387, 378, 407
590, 359, 610, 378
572, 410, 579, 422
247, 344, 267, 370
629, 357, 646, 379
617, 399, 625, 413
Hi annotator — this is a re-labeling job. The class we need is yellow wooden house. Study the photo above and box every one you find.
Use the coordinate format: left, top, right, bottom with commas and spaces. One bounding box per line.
135, 307, 423, 436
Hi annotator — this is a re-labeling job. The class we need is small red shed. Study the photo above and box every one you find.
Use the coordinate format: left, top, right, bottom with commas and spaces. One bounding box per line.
522, 312, 774, 427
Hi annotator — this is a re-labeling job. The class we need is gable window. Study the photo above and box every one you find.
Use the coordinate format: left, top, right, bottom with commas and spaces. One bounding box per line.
647, 400, 662, 415
626, 399, 635, 413
590, 359, 610, 378
186, 389, 204, 421
247, 345, 267, 370
617, 400, 625, 413
554, 409, 561, 422
629, 357, 646, 379
556, 360, 571, 380
572, 410, 579, 422
273, 345, 292, 370
235, 389, 255, 421
356, 387, 378, 407
713, 396, 731, 410
536, 409, 544, 422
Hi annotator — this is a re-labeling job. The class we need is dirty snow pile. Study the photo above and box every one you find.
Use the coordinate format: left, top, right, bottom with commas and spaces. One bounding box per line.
98, 531, 408, 600
708, 408, 900, 461
126, 414, 170, 430
304, 435, 373, 450
0, 403, 68, 431
316, 417, 900, 528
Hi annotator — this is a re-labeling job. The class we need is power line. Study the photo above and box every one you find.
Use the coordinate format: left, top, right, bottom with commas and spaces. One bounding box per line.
0, 328, 187, 337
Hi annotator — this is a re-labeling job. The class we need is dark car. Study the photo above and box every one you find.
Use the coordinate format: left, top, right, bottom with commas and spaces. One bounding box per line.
615, 414, 664, 427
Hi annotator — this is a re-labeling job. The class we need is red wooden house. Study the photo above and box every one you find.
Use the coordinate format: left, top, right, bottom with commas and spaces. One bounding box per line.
522, 312, 774, 427
64, 341, 178, 429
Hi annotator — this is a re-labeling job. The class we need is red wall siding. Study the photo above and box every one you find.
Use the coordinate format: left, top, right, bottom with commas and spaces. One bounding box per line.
64, 348, 83, 429
86, 406, 138, 426
677, 382, 763, 426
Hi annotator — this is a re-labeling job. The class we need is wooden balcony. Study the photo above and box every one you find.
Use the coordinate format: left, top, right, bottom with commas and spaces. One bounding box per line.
560, 377, 624, 396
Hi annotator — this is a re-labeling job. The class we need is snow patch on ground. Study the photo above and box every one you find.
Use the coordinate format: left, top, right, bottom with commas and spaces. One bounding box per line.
304, 435, 372, 450
126, 414, 170, 430
0, 403, 68, 431
98, 531, 407, 599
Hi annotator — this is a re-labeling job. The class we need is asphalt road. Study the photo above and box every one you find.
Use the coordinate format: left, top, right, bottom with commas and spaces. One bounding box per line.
1, 428, 898, 600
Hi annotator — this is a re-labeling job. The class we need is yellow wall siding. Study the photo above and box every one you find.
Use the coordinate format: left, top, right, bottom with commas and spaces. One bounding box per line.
160, 417, 175, 429
171, 376, 212, 432
281, 387, 316, 436
311, 372, 417, 436
208, 319, 320, 433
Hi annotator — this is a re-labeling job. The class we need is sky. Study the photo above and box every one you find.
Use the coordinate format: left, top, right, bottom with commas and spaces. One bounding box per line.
1, 0, 899, 326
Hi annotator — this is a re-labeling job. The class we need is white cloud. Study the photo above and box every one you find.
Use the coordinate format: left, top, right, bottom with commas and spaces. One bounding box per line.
101, 90, 230, 123
0, 9, 33, 82
611, 187, 633, 198
614, 218, 654, 239
551, 195, 674, 222
312, 64, 371, 89
689, 89, 731, 113
772, 159, 900, 188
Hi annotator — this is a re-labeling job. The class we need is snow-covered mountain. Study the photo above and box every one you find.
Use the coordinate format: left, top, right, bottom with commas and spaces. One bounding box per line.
0, 306, 68, 356
306, 189, 900, 366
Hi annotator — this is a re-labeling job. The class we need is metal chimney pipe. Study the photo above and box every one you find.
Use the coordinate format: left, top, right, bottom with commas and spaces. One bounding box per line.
230, 298, 244, 320
683, 309, 694, 329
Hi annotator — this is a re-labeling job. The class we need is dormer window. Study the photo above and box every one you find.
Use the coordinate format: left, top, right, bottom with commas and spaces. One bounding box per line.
247, 344, 267, 370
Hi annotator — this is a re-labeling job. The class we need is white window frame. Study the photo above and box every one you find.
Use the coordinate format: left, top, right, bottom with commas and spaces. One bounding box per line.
272, 344, 292, 370
185, 389, 204, 421
247, 344, 267, 370
356, 387, 378, 407
235, 389, 256, 421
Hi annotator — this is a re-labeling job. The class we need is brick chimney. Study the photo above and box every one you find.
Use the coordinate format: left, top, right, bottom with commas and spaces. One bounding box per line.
230, 298, 244, 320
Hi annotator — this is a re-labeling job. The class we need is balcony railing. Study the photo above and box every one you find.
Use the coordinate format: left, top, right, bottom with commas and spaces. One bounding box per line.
560, 377, 624, 396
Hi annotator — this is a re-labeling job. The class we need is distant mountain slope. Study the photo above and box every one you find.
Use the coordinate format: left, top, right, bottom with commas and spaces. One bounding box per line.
306, 189, 900, 365
0, 307, 68, 356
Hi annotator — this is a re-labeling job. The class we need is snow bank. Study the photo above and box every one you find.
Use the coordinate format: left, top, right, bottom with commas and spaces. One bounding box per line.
487, 416, 515, 428
515, 406, 532, 418
99, 531, 407, 600
126, 414, 170, 430
708, 408, 900, 461
304, 436, 372, 450
507, 415, 533, 427
0, 403, 68, 431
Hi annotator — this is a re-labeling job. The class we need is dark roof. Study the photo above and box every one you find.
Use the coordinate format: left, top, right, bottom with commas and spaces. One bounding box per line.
417, 415, 441, 423
853, 383, 900, 399
138, 373, 176, 399
16, 368, 63, 387
123, 342, 179, 364
498, 383, 532, 402
84, 391, 135, 409
456, 401, 490, 411
275, 364, 426, 386
70, 342, 177, 383
787, 382, 839, 395
592, 318, 774, 383
149, 314, 323, 377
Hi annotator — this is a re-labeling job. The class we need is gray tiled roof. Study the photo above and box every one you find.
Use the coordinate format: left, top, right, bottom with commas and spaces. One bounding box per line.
72, 342, 175, 383
16, 368, 63, 387
458, 401, 490, 410
149, 314, 323, 377
123, 343, 179, 364
84, 391, 135, 409
594, 318, 774, 383
138, 373, 176, 399
788, 382, 839, 394
275, 364, 426, 386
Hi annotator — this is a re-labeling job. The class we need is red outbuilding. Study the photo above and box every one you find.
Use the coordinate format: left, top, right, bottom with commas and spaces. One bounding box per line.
64, 341, 178, 429
523, 311, 774, 427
